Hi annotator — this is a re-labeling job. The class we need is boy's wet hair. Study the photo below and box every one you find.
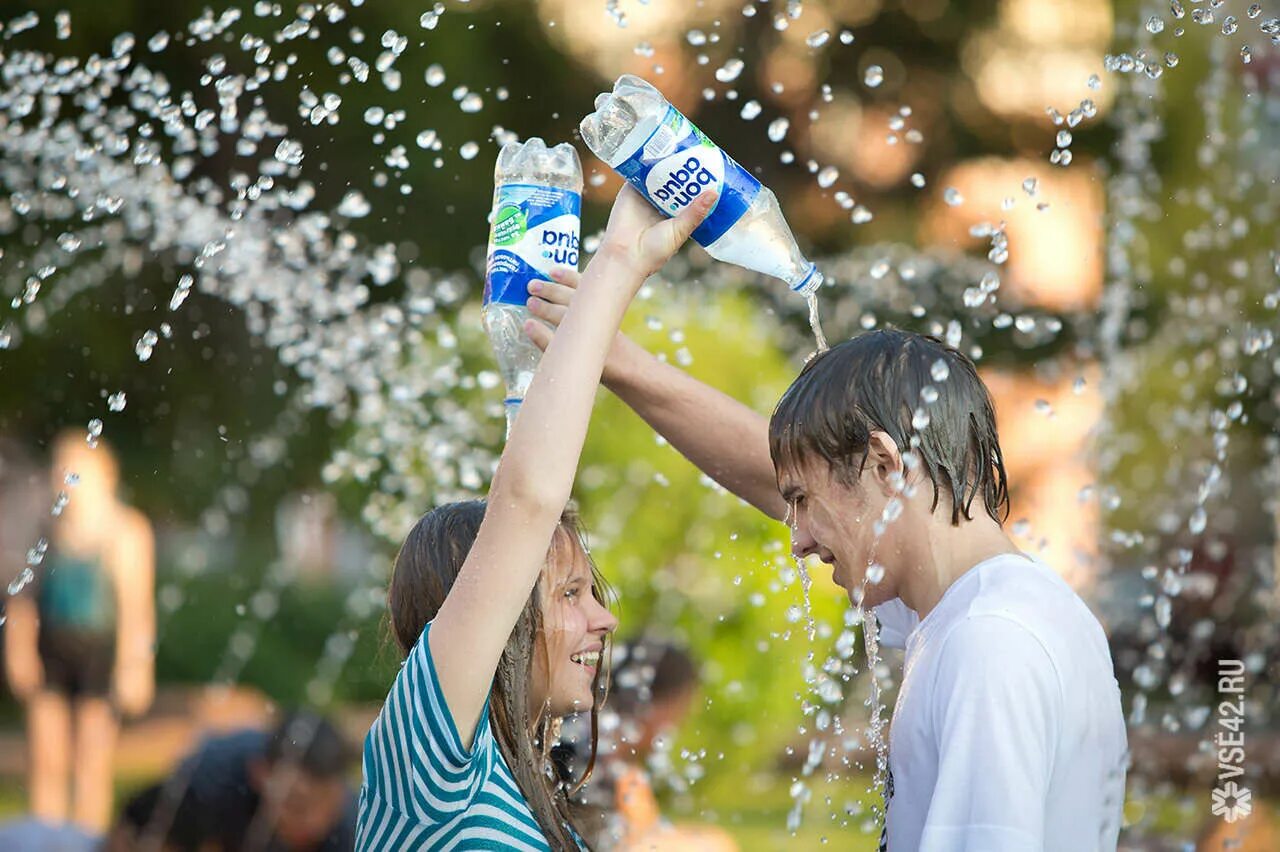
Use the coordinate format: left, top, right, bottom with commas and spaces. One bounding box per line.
769, 329, 1010, 526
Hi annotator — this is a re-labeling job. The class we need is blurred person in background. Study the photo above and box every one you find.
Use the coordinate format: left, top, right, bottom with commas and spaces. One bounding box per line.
3, 432, 155, 832
109, 710, 357, 852
556, 639, 736, 851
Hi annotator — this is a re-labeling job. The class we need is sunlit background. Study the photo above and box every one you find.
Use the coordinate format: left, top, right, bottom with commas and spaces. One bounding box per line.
0, 0, 1276, 848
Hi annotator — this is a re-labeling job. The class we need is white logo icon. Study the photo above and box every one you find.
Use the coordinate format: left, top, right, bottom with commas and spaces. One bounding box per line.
1210, 781, 1252, 823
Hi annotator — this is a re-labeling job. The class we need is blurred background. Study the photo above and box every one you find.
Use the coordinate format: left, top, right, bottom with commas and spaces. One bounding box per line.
0, 0, 1276, 848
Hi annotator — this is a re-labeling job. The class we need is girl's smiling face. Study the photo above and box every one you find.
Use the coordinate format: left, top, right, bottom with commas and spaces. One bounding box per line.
531, 527, 618, 718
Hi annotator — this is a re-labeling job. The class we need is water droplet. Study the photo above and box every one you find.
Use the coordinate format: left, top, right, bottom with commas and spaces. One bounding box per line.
1146, 15, 1165, 34
274, 138, 304, 165
1056, 130, 1073, 147
767, 117, 790, 142
911, 407, 931, 430
806, 29, 830, 49
1022, 177, 1038, 196
863, 65, 884, 88
459, 141, 480, 160
931, 359, 950, 382
943, 187, 964, 206
108, 392, 127, 412
739, 99, 761, 120
910, 172, 926, 188
716, 58, 744, 83
1188, 507, 1207, 535
839, 30, 855, 45
420, 8, 443, 29
27, 539, 48, 568
135, 330, 158, 362
424, 64, 445, 87
1222, 15, 1238, 35
337, 190, 371, 218
866, 563, 885, 584
170, 274, 193, 311
817, 166, 838, 188
459, 92, 483, 113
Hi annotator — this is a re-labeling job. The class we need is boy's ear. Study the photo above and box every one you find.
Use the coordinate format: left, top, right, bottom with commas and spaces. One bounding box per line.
866, 431, 904, 498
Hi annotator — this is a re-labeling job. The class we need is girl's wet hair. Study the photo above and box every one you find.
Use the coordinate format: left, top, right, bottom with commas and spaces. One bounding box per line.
386, 499, 610, 850
769, 329, 1010, 526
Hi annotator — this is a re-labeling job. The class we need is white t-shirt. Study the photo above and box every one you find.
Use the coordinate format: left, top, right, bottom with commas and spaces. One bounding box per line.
879, 553, 1127, 852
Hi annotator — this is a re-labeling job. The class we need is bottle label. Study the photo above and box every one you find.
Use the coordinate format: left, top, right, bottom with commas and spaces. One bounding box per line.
484, 183, 581, 306
615, 104, 762, 247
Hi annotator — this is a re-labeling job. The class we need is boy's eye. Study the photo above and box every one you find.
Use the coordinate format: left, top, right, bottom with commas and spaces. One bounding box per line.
563, 585, 580, 599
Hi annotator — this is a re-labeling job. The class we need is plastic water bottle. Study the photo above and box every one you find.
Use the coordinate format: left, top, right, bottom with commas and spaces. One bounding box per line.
579, 75, 823, 297
483, 138, 582, 435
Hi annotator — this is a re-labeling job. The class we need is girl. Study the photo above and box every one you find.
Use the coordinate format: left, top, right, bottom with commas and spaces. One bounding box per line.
356, 185, 715, 850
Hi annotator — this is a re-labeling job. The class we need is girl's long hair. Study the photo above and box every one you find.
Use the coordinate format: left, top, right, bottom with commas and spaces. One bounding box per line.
387, 500, 610, 850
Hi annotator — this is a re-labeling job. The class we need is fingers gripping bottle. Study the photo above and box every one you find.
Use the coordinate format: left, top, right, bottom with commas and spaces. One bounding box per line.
483, 138, 583, 435
580, 75, 822, 296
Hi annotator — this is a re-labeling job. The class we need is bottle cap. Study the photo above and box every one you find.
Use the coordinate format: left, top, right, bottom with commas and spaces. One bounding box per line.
790, 263, 823, 296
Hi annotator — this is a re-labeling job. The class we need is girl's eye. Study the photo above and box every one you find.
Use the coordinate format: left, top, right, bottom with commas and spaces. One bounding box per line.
563, 586, 580, 600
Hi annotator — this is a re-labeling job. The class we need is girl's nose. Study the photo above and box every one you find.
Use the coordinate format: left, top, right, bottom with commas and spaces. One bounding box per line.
590, 598, 619, 634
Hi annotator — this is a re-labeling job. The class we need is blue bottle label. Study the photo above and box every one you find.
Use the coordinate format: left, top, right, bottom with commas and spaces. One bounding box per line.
614, 104, 761, 246
484, 183, 581, 306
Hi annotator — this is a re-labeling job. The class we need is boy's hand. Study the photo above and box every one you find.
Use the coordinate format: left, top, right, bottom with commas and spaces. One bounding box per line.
594, 184, 716, 280
525, 268, 643, 386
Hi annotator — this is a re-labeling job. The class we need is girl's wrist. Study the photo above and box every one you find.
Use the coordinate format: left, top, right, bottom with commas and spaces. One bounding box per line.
577, 256, 646, 306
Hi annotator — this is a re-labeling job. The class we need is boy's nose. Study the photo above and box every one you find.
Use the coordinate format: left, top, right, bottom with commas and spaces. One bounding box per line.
791, 524, 820, 560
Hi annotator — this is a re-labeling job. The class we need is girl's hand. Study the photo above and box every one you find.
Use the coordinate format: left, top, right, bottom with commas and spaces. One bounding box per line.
594, 184, 716, 281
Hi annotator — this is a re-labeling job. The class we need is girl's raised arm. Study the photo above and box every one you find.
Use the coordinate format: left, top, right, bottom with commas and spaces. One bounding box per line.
431, 186, 714, 746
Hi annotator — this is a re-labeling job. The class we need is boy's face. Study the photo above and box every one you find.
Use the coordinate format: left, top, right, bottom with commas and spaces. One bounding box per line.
777, 441, 914, 609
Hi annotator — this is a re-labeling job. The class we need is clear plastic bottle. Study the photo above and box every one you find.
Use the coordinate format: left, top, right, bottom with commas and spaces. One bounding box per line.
483, 138, 582, 435
580, 75, 822, 296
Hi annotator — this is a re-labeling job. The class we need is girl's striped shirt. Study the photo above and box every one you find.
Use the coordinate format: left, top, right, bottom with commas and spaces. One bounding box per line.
357, 622, 553, 851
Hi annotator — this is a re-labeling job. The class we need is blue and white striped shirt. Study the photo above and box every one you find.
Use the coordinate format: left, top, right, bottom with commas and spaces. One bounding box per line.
357, 623, 555, 850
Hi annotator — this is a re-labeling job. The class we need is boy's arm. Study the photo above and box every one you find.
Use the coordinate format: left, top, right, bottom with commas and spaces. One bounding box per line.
525, 274, 788, 522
